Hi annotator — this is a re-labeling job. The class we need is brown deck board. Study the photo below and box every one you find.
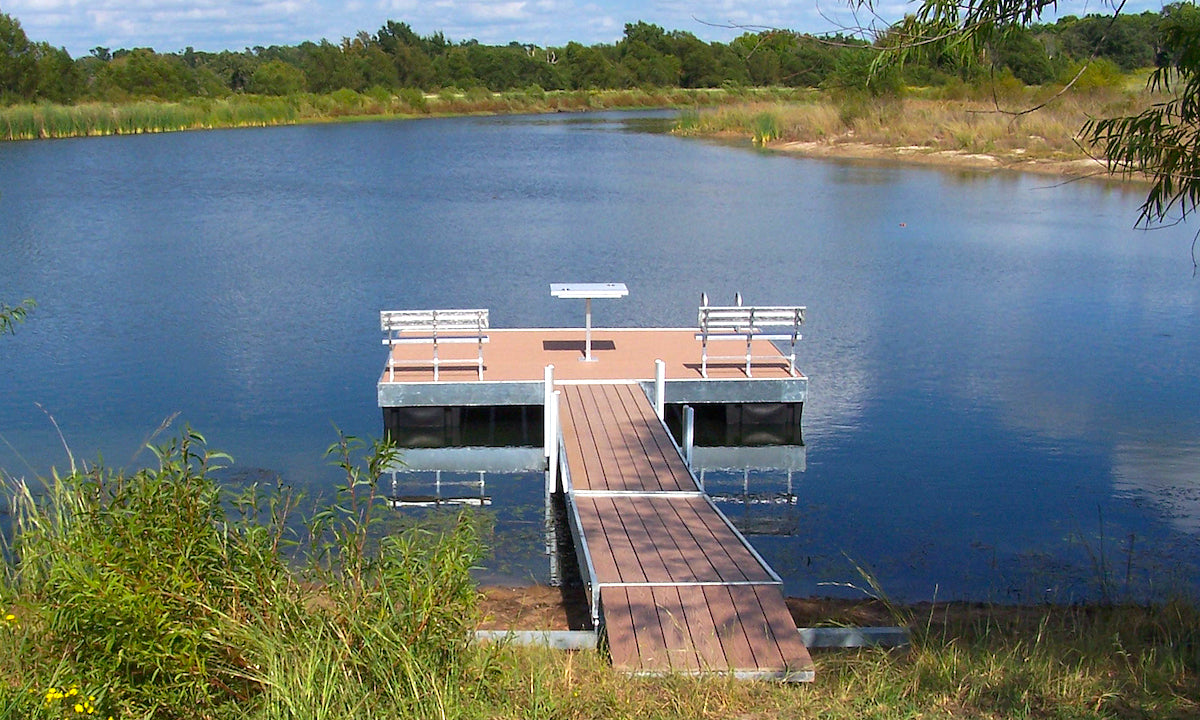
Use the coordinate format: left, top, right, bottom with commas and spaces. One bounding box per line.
702, 585, 760, 671
752, 585, 815, 674
554, 381, 810, 678
593, 385, 662, 491
571, 385, 635, 491
623, 499, 709, 583
663, 496, 768, 583
601, 587, 641, 670
727, 585, 786, 670
610, 498, 672, 583
605, 384, 695, 492
380, 328, 804, 385
589, 497, 646, 584
652, 586, 703, 672
624, 586, 668, 670
564, 386, 609, 491
572, 498, 621, 582
584, 497, 746, 584
590, 385, 646, 491
560, 394, 595, 491
675, 585, 728, 671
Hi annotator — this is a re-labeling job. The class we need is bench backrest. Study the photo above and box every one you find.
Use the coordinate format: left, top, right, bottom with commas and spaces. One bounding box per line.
381, 309, 489, 335
698, 305, 805, 332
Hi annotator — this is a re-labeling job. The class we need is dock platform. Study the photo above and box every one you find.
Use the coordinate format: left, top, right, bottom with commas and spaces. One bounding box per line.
379, 322, 812, 680
379, 328, 807, 408
559, 382, 813, 679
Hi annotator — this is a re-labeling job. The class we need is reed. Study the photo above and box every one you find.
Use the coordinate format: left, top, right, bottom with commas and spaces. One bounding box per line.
0, 429, 488, 719
676, 86, 1157, 164
0, 88, 816, 142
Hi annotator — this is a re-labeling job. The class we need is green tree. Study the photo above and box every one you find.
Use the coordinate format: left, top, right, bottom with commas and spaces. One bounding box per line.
298, 40, 360, 93
33, 42, 84, 102
0, 12, 36, 101
1053, 11, 1160, 70
95, 48, 199, 100
247, 59, 307, 95
619, 21, 681, 87
731, 33, 783, 85
563, 41, 627, 89
994, 26, 1056, 84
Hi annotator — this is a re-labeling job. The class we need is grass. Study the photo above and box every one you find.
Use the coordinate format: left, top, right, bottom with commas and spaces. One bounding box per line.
1, 430, 1196, 718
0, 88, 807, 142
675, 82, 1162, 167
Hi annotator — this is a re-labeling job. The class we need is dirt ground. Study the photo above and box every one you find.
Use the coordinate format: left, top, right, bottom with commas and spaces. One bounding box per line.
477, 585, 908, 631
771, 139, 1145, 184
477, 585, 591, 630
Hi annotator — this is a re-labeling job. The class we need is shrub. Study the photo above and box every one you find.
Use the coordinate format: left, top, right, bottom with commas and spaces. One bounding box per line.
1062, 58, 1126, 92
1, 429, 487, 719
398, 87, 428, 113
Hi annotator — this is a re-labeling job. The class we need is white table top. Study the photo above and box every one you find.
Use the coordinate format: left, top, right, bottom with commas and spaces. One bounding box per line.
549, 282, 629, 299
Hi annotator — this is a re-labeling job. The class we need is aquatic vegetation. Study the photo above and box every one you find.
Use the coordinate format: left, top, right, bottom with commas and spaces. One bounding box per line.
0, 88, 798, 142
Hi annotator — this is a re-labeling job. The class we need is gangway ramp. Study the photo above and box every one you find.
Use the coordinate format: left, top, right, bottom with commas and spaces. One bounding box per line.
557, 382, 813, 680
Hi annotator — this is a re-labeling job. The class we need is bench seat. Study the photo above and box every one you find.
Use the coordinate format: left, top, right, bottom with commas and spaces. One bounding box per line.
697, 296, 804, 378
381, 309, 489, 382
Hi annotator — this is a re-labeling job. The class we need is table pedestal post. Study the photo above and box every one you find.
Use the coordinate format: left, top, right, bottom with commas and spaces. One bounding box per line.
584, 298, 593, 361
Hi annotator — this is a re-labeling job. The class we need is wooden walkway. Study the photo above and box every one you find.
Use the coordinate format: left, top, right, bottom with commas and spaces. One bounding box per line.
557, 382, 814, 680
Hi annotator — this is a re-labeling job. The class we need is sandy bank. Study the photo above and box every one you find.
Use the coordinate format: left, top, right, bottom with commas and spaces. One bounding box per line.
770, 139, 1140, 183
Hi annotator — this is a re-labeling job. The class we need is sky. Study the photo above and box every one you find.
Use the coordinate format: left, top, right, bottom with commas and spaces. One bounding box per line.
3, 0, 1162, 58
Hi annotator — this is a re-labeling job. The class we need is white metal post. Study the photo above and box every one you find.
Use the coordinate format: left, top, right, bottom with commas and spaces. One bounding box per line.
547, 390, 561, 494
654, 359, 665, 420
683, 404, 695, 468
543, 364, 554, 459
584, 298, 593, 360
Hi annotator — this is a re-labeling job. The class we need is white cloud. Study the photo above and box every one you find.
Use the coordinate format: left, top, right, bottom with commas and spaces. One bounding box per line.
3, 0, 1176, 56
464, 1, 528, 21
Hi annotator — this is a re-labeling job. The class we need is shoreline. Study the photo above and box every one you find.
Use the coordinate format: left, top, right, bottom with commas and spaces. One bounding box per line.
758, 137, 1149, 185
476, 585, 1179, 633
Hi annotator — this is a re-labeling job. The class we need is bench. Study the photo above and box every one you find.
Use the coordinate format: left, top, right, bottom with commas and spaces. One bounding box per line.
381, 309, 489, 382
696, 293, 804, 378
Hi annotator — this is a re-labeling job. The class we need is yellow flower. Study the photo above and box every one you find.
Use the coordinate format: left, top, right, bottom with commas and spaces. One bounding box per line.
74, 703, 84, 713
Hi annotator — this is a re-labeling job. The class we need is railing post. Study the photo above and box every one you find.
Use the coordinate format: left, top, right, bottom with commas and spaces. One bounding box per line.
683, 404, 695, 469
543, 364, 554, 460
654, 359, 665, 420
547, 390, 561, 494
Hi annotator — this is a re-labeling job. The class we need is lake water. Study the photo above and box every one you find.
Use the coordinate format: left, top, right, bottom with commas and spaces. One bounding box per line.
2, 111, 1198, 603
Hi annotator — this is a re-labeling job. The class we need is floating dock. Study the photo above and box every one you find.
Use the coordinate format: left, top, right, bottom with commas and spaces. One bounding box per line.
379, 322, 812, 680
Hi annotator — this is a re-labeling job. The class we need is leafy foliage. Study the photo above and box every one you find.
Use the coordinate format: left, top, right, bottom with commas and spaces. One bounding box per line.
0, 6, 1177, 108
1084, 2, 1200, 226
2, 429, 486, 719
0, 298, 34, 336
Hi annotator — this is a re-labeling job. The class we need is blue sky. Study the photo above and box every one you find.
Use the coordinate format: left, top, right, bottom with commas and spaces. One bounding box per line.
5, 0, 1157, 58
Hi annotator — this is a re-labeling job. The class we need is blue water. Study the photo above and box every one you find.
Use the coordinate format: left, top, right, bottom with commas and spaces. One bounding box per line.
2, 111, 1198, 602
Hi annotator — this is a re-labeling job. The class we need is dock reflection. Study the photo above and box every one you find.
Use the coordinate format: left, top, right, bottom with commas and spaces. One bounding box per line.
383, 407, 806, 586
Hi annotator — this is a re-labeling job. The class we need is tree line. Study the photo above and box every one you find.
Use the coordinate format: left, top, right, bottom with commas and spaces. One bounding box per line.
0, 10, 1176, 105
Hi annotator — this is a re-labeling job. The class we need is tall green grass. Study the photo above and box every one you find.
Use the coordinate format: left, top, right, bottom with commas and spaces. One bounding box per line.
0, 88, 808, 142
1, 429, 488, 719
